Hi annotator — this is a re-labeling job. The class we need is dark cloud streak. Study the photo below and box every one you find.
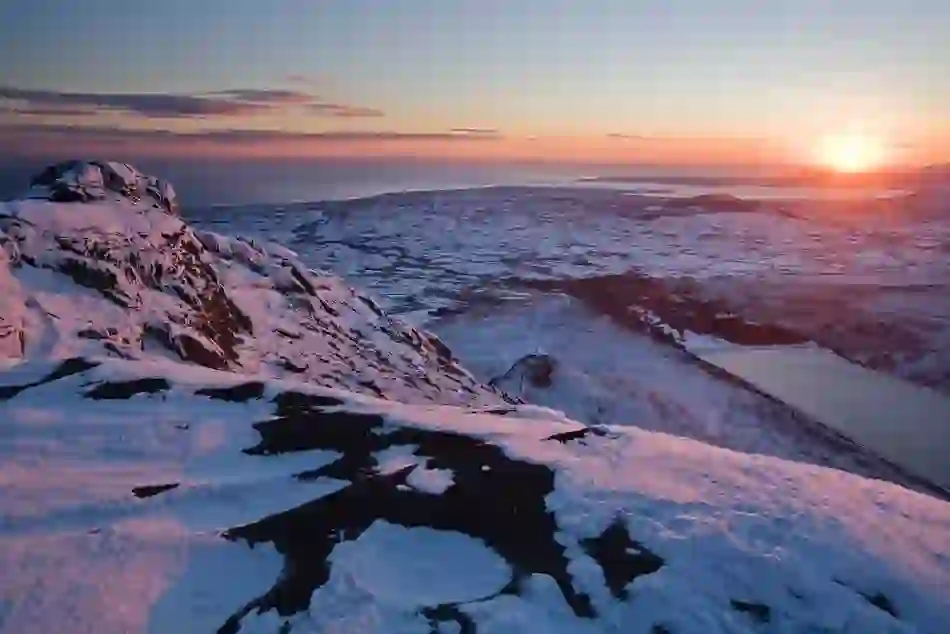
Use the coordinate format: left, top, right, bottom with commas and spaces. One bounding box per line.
451, 127, 500, 135
304, 103, 385, 118
0, 86, 384, 119
209, 89, 314, 105
0, 123, 504, 148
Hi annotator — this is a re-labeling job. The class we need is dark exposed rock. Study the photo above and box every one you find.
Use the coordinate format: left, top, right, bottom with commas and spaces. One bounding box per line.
219, 393, 596, 632
0, 357, 99, 401
56, 258, 128, 307
489, 353, 558, 396
288, 265, 316, 296
144, 323, 232, 371
357, 379, 385, 398
525, 273, 807, 348
357, 294, 385, 317
862, 591, 898, 618
132, 483, 180, 498
277, 357, 308, 373
663, 193, 761, 214
176, 332, 231, 370
76, 328, 108, 340
84, 378, 170, 400
421, 604, 477, 634
195, 382, 266, 402
580, 519, 664, 600
545, 426, 609, 444
730, 600, 771, 624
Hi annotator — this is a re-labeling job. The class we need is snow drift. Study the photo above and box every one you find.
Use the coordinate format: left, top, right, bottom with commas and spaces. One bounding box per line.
1, 162, 949, 634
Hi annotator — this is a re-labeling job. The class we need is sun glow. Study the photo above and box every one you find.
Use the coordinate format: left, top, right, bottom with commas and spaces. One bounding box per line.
817, 134, 886, 173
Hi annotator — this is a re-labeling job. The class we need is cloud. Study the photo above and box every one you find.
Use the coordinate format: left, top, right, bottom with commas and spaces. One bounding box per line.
0, 86, 384, 119
450, 127, 501, 136
606, 133, 648, 140
304, 103, 385, 118
209, 89, 315, 105
1, 102, 100, 117
0, 123, 505, 154
0, 86, 268, 117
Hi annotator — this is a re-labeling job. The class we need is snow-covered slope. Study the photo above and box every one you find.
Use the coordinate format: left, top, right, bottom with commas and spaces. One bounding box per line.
1, 163, 949, 634
0, 161, 504, 407
1, 358, 949, 634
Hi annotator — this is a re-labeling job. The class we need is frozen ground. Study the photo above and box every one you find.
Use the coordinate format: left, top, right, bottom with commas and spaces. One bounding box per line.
185, 181, 950, 486
2, 358, 949, 634
2, 162, 950, 633
187, 185, 950, 394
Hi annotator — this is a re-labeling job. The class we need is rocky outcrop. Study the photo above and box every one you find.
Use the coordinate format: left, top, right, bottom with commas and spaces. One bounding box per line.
0, 161, 504, 406
490, 353, 557, 396
28, 160, 179, 215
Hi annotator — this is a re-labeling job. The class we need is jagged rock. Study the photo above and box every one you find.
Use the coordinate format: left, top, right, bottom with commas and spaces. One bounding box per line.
0, 161, 505, 406
0, 245, 26, 360
28, 160, 179, 215
490, 353, 558, 395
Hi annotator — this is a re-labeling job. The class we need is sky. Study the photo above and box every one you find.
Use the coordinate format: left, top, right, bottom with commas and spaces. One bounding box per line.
1, 0, 947, 166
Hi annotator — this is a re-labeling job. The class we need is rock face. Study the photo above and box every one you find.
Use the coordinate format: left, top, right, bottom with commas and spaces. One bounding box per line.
490, 353, 558, 395
28, 160, 179, 215
0, 161, 504, 406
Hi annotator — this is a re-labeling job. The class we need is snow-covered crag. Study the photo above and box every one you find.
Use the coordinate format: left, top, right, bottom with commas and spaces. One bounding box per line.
1, 163, 949, 634
0, 161, 502, 407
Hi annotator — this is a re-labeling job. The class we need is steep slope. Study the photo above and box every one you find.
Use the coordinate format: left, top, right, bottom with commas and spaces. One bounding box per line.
0, 161, 505, 406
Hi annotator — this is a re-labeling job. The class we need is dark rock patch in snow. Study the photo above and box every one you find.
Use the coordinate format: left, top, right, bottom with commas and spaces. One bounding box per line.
580, 518, 665, 600
420, 604, 477, 634
132, 483, 180, 499
730, 600, 772, 624
84, 378, 171, 400
545, 426, 609, 444
219, 392, 596, 631
195, 382, 266, 402
490, 353, 557, 394
862, 591, 899, 619
0, 357, 99, 401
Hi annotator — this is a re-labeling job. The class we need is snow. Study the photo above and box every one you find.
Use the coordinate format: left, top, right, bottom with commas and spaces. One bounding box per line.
325, 522, 511, 607
0, 189, 505, 407
406, 464, 455, 494
199, 186, 950, 394
2, 361, 949, 633
2, 164, 950, 634
433, 295, 934, 491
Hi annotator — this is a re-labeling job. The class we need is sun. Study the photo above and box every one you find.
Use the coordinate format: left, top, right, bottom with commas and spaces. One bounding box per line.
816, 134, 886, 173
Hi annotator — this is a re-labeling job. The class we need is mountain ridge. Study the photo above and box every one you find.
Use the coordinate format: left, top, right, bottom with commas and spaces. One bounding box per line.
1, 162, 948, 634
